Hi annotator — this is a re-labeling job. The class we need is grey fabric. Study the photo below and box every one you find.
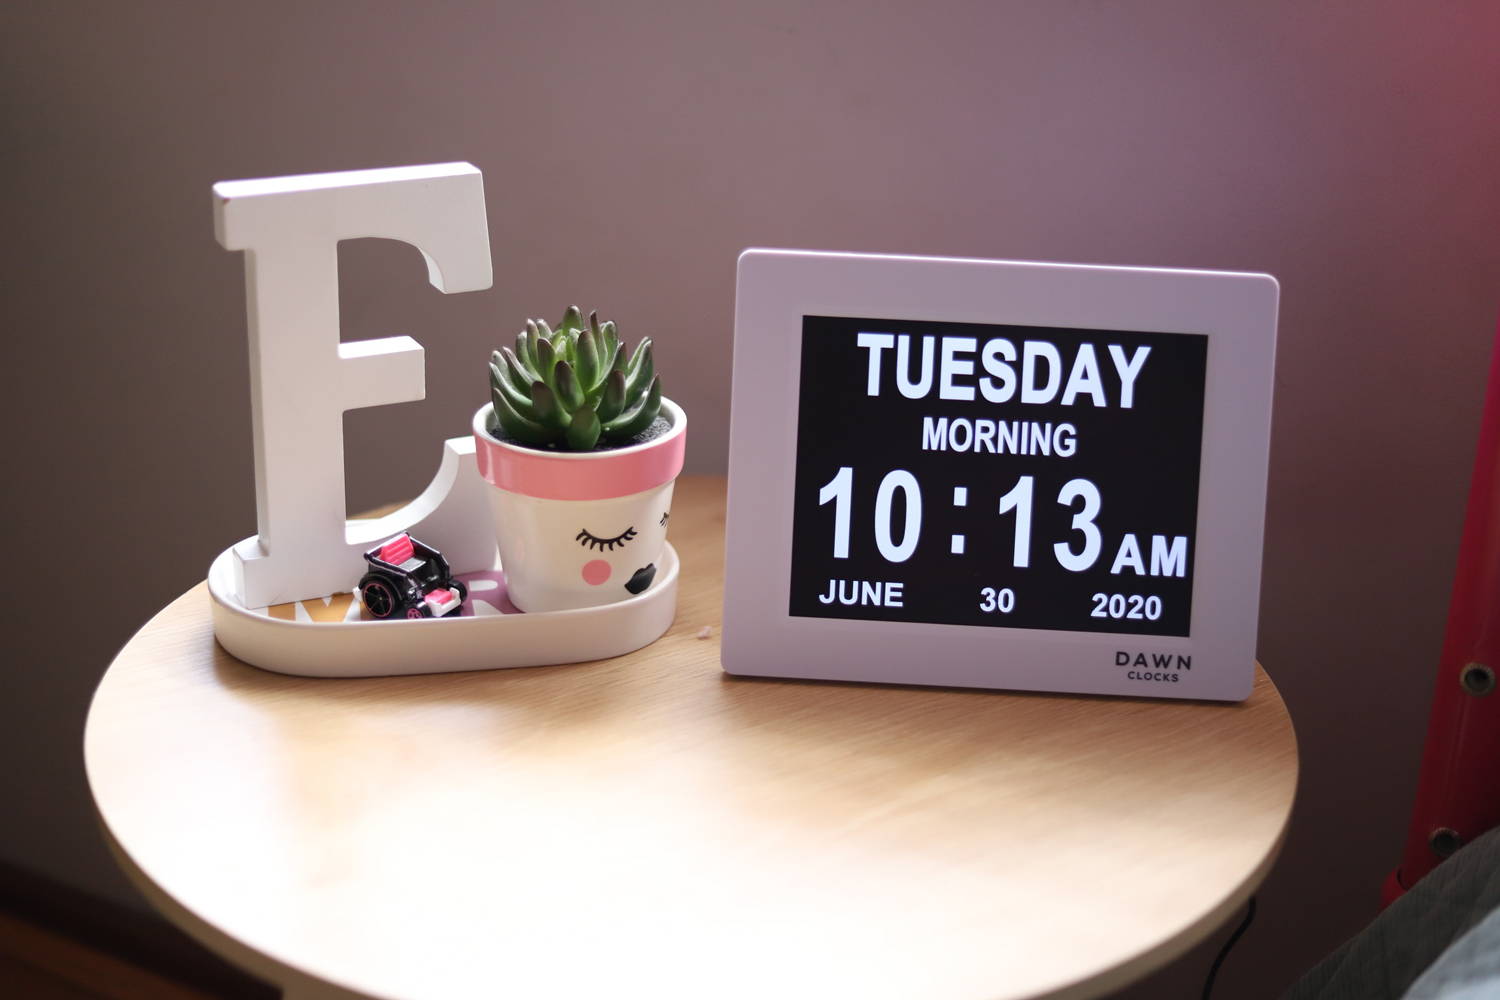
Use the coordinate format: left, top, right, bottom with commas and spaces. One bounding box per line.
1283, 828, 1500, 1000
1404, 905, 1500, 999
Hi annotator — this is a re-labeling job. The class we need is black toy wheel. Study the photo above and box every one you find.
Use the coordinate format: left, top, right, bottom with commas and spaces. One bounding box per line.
360, 575, 399, 619
452, 580, 468, 604
406, 606, 426, 619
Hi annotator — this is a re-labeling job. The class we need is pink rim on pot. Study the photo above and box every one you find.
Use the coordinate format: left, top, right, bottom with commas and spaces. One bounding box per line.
471, 399, 687, 501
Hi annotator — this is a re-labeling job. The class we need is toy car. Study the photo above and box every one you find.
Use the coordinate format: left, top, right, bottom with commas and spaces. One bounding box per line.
358, 533, 468, 620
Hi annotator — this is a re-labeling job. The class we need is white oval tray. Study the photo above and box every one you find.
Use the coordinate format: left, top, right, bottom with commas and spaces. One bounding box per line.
207, 543, 679, 678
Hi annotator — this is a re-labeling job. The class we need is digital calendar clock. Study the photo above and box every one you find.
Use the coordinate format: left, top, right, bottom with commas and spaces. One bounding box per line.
722, 250, 1277, 701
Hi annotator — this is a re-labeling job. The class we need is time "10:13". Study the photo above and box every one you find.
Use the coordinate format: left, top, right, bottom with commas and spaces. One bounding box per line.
816, 466, 1190, 578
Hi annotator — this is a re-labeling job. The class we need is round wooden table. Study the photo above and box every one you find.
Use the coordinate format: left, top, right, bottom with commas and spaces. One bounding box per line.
86, 476, 1297, 1000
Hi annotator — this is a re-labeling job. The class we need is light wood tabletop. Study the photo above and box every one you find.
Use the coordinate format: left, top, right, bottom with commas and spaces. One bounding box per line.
85, 475, 1297, 1000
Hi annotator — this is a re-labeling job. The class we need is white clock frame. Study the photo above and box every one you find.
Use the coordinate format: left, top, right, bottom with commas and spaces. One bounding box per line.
722, 249, 1278, 702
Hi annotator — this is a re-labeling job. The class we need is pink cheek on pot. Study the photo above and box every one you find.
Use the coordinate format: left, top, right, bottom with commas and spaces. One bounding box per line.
581, 560, 612, 586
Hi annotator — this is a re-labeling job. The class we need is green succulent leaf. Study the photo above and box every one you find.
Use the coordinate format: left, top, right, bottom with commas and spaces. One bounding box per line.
534, 319, 554, 341
565, 406, 601, 450
596, 368, 627, 423
500, 346, 537, 388
515, 329, 534, 374
530, 381, 571, 430
554, 360, 586, 412
623, 340, 655, 408
491, 388, 554, 446
601, 322, 621, 368
559, 305, 586, 336
626, 336, 653, 378
490, 361, 532, 413
602, 374, 662, 441
491, 354, 520, 388
601, 341, 624, 376
534, 337, 556, 388
576, 328, 600, 392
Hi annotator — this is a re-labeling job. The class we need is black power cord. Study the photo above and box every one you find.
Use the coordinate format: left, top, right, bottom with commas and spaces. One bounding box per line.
1202, 895, 1257, 1000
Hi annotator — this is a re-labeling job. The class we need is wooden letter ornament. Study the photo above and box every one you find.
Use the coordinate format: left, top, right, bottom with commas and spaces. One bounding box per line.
214, 163, 493, 608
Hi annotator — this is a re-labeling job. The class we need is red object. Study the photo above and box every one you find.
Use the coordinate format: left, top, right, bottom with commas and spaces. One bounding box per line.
1387, 317, 1500, 903
425, 588, 454, 603
379, 534, 414, 565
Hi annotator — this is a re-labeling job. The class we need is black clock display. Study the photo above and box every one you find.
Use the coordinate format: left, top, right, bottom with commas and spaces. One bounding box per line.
788, 315, 1208, 637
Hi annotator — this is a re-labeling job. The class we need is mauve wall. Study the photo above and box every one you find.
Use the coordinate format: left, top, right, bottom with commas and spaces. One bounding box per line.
3, 2, 1498, 997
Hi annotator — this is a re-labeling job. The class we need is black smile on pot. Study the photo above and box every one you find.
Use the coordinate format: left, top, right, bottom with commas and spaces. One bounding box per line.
625, 564, 656, 595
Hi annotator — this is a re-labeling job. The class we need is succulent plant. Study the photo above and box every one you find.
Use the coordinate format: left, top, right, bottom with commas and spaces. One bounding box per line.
489, 306, 662, 451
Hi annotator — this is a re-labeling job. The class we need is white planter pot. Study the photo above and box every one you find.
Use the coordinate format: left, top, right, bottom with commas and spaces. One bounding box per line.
471, 399, 686, 613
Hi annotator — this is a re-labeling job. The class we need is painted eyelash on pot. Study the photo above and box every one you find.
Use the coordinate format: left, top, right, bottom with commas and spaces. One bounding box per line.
576, 527, 637, 551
